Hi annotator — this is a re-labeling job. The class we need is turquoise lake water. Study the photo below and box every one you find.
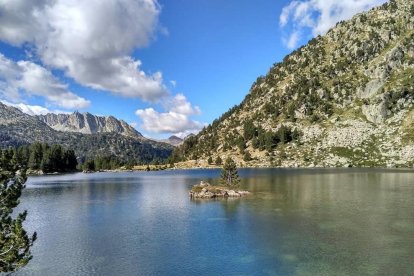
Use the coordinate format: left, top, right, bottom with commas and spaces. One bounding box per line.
16, 168, 414, 275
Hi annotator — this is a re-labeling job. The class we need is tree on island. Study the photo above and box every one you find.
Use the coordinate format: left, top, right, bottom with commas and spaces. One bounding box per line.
220, 157, 240, 188
215, 156, 222, 166
0, 171, 37, 273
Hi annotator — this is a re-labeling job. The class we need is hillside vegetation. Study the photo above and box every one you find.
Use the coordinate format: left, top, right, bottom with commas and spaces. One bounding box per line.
174, 0, 414, 168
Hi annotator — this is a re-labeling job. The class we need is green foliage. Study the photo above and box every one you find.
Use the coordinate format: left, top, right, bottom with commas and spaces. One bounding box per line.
83, 160, 96, 171
243, 120, 256, 141
207, 156, 213, 165
0, 171, 37, 273
82, 155, 127, 171
215, 156, 222, 166
236, 136, 246, 152
388, 0, 398, 12
243, 151, 252, 162
0, 143, 77, 173
28, 143, 42, 170
220, 157, 240, 187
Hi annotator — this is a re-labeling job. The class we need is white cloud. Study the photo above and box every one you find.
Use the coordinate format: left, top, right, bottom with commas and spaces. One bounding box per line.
135, 94, 204, 135
279, 0, 387, 48
0, 0, 168, 102
0, 54, 90, 109
284, 31, 301, 50
1, 100, 70, 116
280, 1, 300, 27
136, 108, 203, 134
165, 93, 201, 116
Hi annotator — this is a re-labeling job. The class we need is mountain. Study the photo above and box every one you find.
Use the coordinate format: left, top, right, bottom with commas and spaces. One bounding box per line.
0, 102, 173, 163
37, 112, 143, 138
161, 135, 184, 146
175, 0, 414, 168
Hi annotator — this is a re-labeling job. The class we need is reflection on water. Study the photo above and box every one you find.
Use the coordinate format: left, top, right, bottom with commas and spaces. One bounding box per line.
16, 169, 414, 275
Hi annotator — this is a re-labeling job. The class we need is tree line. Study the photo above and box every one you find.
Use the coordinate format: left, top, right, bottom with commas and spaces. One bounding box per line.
0, 143, 77, 173
82, 156, 128, 171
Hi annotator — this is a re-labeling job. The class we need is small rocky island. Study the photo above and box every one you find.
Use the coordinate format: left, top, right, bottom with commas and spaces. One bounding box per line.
189, 157, 250, 199
189, 181, 250, 199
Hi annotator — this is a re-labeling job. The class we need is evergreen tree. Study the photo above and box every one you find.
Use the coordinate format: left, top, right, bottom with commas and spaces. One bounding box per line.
63, 149, 77, 171
215, 156, 222, 166
243, 120, 256, 140
0, 171, 37, 273
40, 150, 52, 173
220, 157, 240, 187
292, 128, 301, 142
17, 146, 30, 169
243, 151, 252, 161
1, 148, 14, 171
207, 156, 213, 165
28, 143, 43, 170
49, 145, 63, 172
83, 160, 95, 171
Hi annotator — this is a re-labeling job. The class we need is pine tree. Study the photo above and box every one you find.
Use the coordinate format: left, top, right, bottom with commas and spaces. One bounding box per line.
40, 150, 52, 173
215, 156, 222, 166
63, 149, 77, 171
83, 160, 95, 171
0, 171, 37, 273
220, 157, 240, 187
243, 151, 252, 161
1, 148, 14, 171
49, 145, 63, 172
28, 143, 43, 170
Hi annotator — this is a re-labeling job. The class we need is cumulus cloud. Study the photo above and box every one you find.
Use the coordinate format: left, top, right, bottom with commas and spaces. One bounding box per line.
0, 100, 70, 116
136, 94, 204, 135
279, 0, 387, 49
0, 54, 90, 109
165, 93, 201, 116
0, 0, 168, 101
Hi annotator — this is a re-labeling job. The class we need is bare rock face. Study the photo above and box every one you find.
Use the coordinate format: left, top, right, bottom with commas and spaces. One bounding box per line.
37, 112, 143, 138
362, 102, 388, 124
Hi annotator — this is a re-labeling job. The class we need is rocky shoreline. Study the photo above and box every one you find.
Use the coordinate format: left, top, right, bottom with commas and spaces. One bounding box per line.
189, 181, 250, 199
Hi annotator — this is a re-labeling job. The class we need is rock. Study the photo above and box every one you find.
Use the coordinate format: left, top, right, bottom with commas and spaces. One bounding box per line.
359, 79, 384, 99
227, 190, 240, 197
189, 181, 250, 199
362, 102, 388, 124
199, 181, 210, 187
36, 112, 143, 138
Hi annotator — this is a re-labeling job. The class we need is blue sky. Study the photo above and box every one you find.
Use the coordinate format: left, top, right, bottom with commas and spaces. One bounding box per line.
0, 0, 387, 139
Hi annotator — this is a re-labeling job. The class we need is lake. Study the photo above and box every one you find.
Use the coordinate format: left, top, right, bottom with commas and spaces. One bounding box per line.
16, 168, 414, 275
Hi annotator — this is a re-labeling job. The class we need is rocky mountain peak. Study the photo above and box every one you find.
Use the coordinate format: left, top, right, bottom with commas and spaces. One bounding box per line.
36, 111, 143, 138
160, 135, 184, 146
0, 103, 173, 162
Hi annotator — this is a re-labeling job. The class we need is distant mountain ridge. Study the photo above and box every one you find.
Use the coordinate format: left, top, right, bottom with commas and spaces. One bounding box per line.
37, 112, 143, 138
160, 135, 184, 146
0, 102, 173, 163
